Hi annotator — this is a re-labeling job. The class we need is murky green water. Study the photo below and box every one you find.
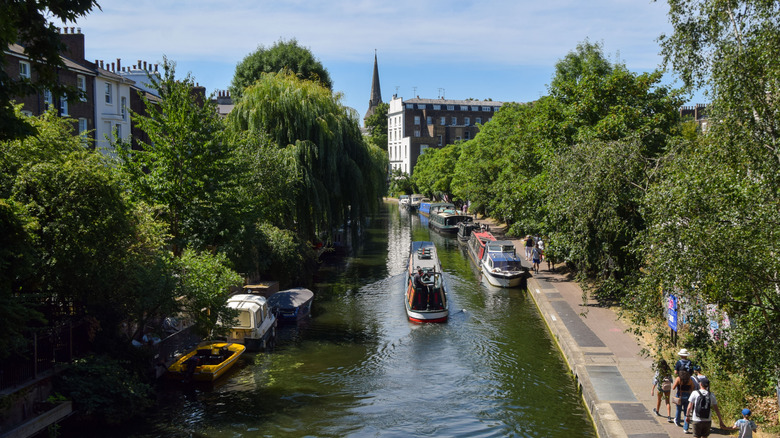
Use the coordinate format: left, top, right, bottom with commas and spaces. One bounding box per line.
100, 202, 596, 437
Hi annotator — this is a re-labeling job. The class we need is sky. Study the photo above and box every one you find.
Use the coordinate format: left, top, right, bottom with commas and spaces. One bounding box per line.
71, 0, 704, 125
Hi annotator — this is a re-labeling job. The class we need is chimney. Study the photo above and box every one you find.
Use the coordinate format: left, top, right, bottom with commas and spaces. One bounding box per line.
59, 26, 85, 62
154, 64, 158, 72
100, 60, 104, 69
137, 60, 142, 70
142, 61, 147, 70
110, 62, 115, 72
116, 58, 121, 72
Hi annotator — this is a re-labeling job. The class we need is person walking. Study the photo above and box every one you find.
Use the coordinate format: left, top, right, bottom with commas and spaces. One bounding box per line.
674, 348, 693, 377
726, 408, 758, 438
685, 377, 726, 436
672, 364, 696, 432
692, 365, 706, 389
531, 242, 542, 273
524, 235, 534, 261
651, 358, 673, 422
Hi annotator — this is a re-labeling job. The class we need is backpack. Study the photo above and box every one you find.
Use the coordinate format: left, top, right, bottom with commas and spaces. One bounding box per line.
678, 360, 692, 381
694, 390, 711, 418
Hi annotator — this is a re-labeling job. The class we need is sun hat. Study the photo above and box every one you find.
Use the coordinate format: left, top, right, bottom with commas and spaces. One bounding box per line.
742, 408, 751, 416
678, 348, 690, 356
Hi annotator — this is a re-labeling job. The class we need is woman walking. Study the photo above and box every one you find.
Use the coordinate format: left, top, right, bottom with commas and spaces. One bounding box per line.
672, 364, 696, 433
651, 358, 673, 422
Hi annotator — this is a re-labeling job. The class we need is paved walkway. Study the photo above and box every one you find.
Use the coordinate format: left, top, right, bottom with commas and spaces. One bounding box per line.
474, 216, 731, 438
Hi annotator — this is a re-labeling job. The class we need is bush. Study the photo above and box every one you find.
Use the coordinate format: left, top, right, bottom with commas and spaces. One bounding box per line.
55, 355, 153, 425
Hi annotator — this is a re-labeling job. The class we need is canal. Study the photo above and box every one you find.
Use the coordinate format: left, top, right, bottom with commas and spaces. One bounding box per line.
107, 201, 596, 437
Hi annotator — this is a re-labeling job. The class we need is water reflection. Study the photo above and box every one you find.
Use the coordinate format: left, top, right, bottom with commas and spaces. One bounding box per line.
95, 202, 594, 438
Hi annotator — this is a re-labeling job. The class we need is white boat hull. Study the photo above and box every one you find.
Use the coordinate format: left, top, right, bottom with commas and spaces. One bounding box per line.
482, 267, 524, 288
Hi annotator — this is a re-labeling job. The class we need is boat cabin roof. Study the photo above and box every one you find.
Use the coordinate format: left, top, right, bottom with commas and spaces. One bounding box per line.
268, 287, 314, 308
410, 241, 440, 272
487, 241, 517, 252
226, 294, 268, 312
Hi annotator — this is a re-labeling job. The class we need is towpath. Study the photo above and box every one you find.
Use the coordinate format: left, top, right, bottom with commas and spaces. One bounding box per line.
472, 215, 729, 438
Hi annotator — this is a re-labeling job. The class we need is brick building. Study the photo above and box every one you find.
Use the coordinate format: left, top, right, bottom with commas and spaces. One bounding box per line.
3, 28, 96, 144
387, 96, 502, 175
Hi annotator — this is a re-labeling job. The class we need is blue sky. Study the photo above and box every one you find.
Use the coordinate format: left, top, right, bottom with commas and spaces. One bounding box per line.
73, 0, 704, 125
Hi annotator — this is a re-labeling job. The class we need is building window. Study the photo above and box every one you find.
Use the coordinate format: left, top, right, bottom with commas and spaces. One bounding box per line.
451, 117, 457, 125
121, 96, 127, 120
414, 116, 420, 125
115, 123, 122, 140
60, 97, 68, 116
472, 106, 479, 111
440, 117, 446, 126
77, 75, 87, 101
426, 116, 432, 125
465, 131, 471, 140
464, 117, 470, 126
417, 104, 426, 110
476, 117, 482, 124
79, 118, 88, 134
105, 83, 112, 104
447, 105, 454, 110
460, 105, 468, 110
433, 104, 441, 110
414, 130, 420, 137
21, 110, 33, 117
43, 89, 53, 108
438, 135, 443, 146
19, 61, 30, 79
482, 106, 491, 111
406, 103, 414, 109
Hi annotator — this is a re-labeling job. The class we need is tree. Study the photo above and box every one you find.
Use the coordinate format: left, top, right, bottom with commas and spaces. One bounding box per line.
0, 0, 100, 140
387, 168, 415, 197
117, 58, 234, 255
229, 39, 332, 99
364, 101, 389, 150
412, 142, 463, 200
228, 71, 386, 241
174, 249, 242, 338
635, 0, 780, 391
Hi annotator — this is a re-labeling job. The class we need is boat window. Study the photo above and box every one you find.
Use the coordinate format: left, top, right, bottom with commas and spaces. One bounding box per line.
235, 310, 252, 328
256, 309, 263, 326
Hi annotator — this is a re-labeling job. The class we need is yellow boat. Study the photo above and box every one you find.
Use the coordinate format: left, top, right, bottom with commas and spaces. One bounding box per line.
167, 342, 246, 382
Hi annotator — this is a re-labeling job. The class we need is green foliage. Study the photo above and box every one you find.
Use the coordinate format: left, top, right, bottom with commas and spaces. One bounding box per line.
55, 355, 153, 425
364, 102, 389, 150
387, 168, 415, 197
412, 142, 463, 200
228, 71, 385, 241
0, 199, 45, 357
0, 0, 100, 140
117, 58, 235, 255
173, 249, 242, 338
230, 38, 332, 99
547, 137, 652, 299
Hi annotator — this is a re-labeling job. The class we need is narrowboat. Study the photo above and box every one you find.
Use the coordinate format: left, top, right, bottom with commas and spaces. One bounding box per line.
457, 219, 481, 242
467, 230, 497, 268
409, 194, 428, 211
429, 205, 470, 234
405, 241, 449, 323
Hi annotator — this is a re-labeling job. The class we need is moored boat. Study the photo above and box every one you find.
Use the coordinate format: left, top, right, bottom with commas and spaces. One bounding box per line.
480, 240, 527, 287
457, 219, 480, 242
405, 241, 449, 323
409, 194, 427, 211
167, 341, 246, 382
225, 293, 277, 350
398, 194, 409, 209
267, 287, 314, 324
429, 205, 470, 234
467, 230, 496, 268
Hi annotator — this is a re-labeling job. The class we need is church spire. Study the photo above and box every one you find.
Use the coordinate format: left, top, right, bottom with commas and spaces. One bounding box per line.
364, 50, 382, 122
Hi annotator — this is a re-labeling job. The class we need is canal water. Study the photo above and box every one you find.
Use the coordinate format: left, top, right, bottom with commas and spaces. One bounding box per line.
109, 202, 595, 437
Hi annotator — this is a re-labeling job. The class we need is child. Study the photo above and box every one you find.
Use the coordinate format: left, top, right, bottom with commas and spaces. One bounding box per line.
727, 408, 758, 438
651, 358, 673, 422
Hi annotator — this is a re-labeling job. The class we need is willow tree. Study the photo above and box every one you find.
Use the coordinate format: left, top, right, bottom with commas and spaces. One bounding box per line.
228, 71, 386, 241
